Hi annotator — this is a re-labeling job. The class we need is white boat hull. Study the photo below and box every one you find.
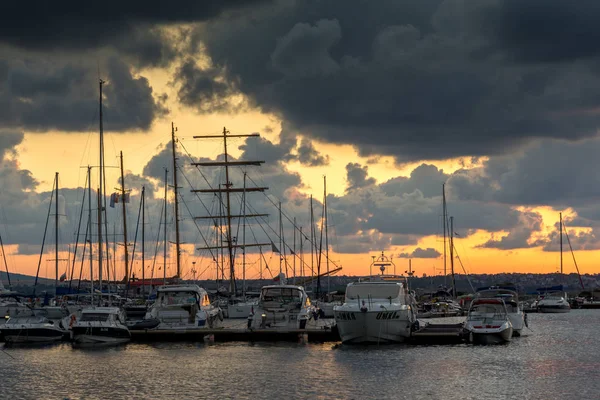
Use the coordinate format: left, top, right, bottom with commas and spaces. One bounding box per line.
468, 326, 513, 345
334, 310, 413, 344
508, 313, 525, 336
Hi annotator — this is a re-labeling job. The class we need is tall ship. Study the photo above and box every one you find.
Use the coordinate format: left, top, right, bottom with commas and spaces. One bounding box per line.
192, 128, 272, 316
334, 252, 418, 344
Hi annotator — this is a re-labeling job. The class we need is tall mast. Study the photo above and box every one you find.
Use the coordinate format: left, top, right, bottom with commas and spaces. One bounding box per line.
293, 217, 296, 285
450, 216, 456, 299
171, 122, 181, 278
97, 187, 102, 294
192, 127, 268, 295
279, 201, 283, 276
120, 151, 129, 283
163, 168, 168, 285
55, 172, 59, 291
442, 183, 447, 285
310, 195, 315, 293
141, 186, 145, 298
560, 212, 563, 274
242, 172, 247, 297
98, 79, 105, 295
324, 176, 330, 294
87, 166, 94, 304
300, 226, 304, 279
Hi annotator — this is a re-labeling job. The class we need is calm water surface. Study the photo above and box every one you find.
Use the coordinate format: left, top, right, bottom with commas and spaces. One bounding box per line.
1, 311, 599, 400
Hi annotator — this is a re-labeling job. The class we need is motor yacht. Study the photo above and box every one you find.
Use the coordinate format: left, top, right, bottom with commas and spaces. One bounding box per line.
71, 307, 131, 346
475, 286, 525, 336
464, 298, 513, 345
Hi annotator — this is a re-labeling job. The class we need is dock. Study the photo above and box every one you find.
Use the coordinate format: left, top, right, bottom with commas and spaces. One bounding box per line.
130, 326, 339, 343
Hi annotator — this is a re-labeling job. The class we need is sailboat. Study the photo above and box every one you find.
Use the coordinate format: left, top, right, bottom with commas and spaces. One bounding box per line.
537, 213, 574, 313
72, 79, 130, 346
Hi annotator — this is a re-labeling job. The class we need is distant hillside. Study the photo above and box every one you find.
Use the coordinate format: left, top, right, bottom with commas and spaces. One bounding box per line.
1, 271, 54, 286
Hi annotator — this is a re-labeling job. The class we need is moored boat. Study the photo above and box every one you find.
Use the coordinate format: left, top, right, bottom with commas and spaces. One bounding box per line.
333, 253, 418, 344
71, 307, 131, 346
464, 298, 513, 345
247, 284, 318, 330
133, 285, 222, 331
475, 286, 525, 336
1, 314, 67, 344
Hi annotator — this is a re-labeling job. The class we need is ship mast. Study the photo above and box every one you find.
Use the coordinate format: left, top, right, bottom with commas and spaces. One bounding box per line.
119, 151, 129, 284
171, 122, 181, 278
192, 127, 268, 295
98, 79, 105, 294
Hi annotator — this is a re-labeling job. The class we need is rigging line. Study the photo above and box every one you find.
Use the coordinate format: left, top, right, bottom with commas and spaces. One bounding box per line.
76, 218, 90, 294
452, 243, 475, 293
150, 192, 165, 282
177, 169, 219, 261
244, 198, 337, 271
177, 152, 229, 240
69, 170, 89, 291
128, 187, 143, 282
561, 221, 585, 290
33, 178, 56, 296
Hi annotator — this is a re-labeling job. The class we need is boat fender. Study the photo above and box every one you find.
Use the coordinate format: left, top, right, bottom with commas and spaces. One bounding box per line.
524, 313, 528, 328
69, 314, 77, 328
217, 309, 224, 321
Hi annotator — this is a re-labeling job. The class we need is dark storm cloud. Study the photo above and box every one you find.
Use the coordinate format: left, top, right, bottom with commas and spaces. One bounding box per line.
398, 247, 441, 259
0, 56, 167, 132
478, 211, 543, 250
0, 1, 266, 63
345, 163, 376, 192
296, 138, 329, 166
181, 0, 600, 161
477, 0, 600, 63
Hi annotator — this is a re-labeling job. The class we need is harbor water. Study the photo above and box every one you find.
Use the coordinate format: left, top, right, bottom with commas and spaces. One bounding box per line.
1, 311, 599, 399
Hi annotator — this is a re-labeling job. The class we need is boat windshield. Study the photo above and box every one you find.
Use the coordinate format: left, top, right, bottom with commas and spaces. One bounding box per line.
346, 284, 401, 300
80, 313, 110, 322
156, 291, 198, 306
261, 288, 304, 305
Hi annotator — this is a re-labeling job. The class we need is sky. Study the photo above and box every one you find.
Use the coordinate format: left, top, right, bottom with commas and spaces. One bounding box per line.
1, 0, 600, 284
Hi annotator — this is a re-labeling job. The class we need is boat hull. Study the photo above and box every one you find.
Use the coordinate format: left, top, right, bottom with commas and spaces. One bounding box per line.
71, 327, 131, 346
469, 327, 513, 345
1, 327, 65, 343
334, 310, 413, 344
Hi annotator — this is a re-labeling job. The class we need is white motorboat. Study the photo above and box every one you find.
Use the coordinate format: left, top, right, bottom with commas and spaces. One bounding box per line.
1, 314, 67, 344
537, 294, 571, 313
334, 277, 418, 344
475, 286, 525, 336
247, 285, 318, 330
71, 307, 131, 346
134, 285, 222, 331
334, 253, 418, 344
464, 298, 513, 345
